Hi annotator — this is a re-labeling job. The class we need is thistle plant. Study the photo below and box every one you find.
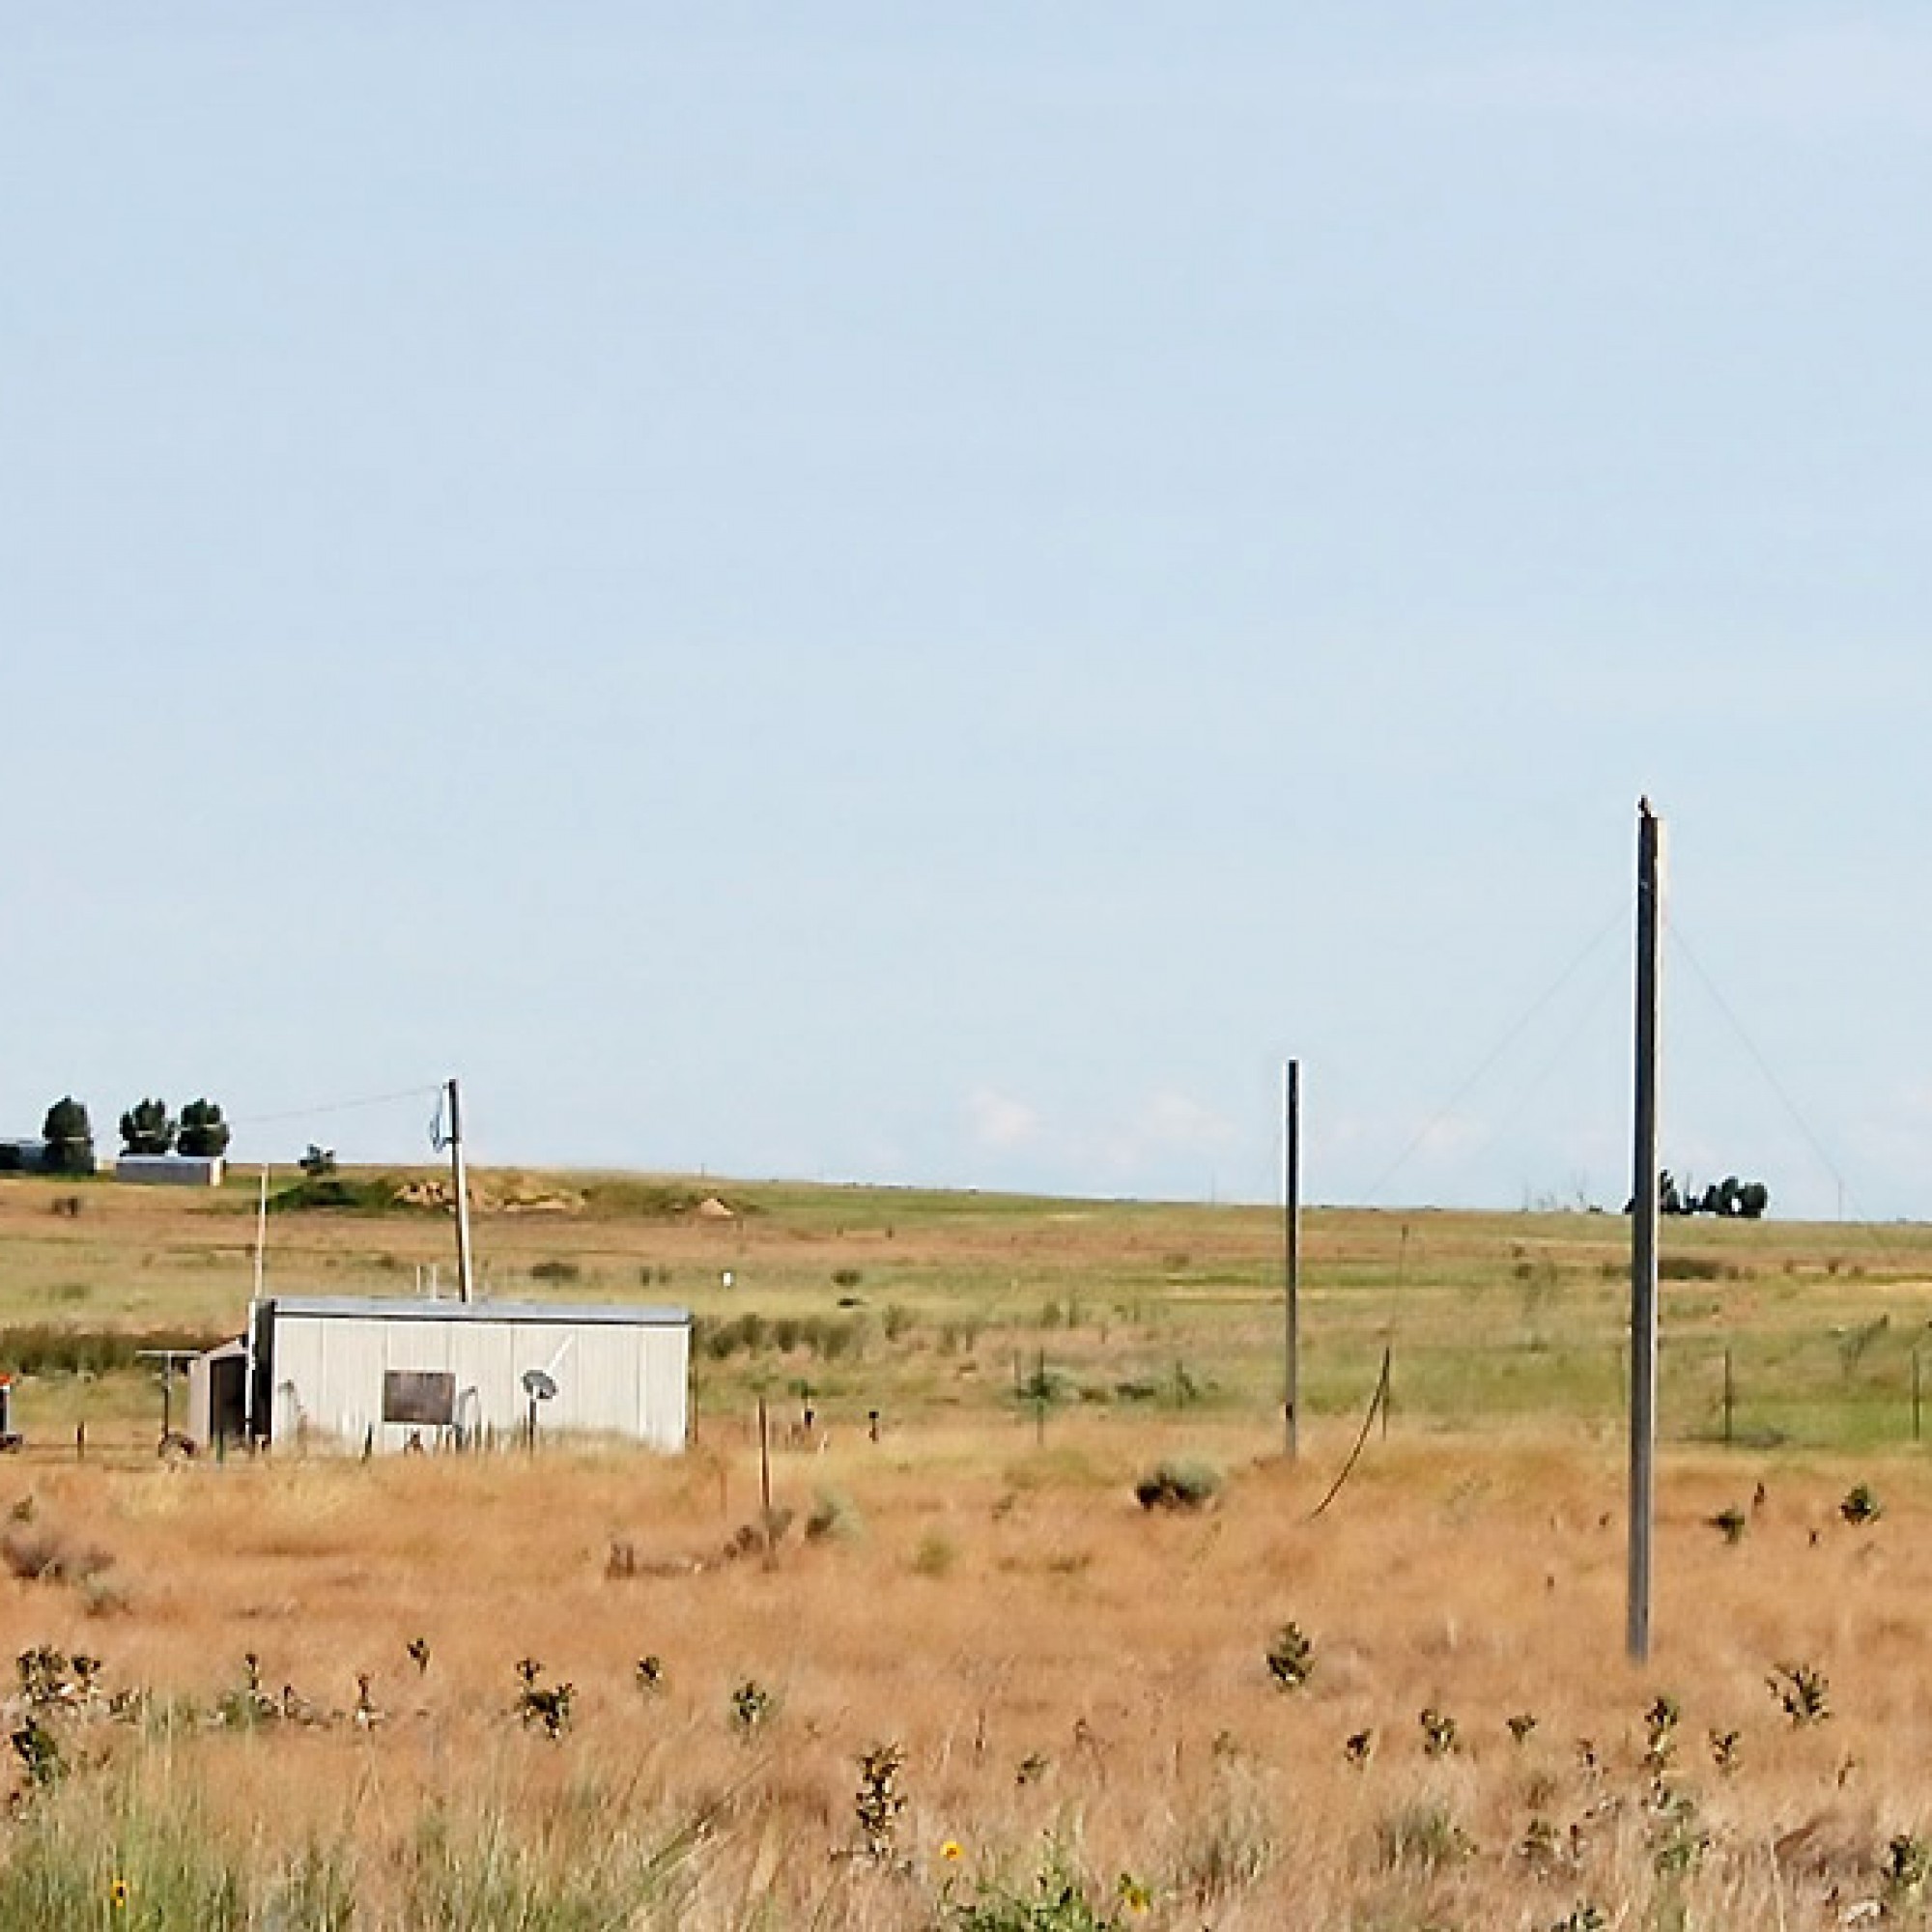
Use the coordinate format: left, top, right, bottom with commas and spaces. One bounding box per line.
1767, 1662, 1830, 1727
1264, 1622, 1314, 1691
514, 1662, 574, 1739
1642, 1694, 1681, 1775
1419, 1708, 1459, 1758
1840, 1483, 1882, 1527
730, 1678, 774, 1737
1885, 1832, 1931, 1902
854, 1741, 907, 1863
9, 1715, 64, 1790
1709, 1506, 1747, 1546
1645, 1784, 1708, 1877
16, 1646, 72, 1708
1548, 1907, 1606, 1932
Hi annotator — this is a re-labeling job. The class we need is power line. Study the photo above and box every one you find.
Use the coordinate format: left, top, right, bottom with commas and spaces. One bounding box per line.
230, 1083, 444, 1129
1361, 901, 1628, 1208
1660, 916, 1897, 1245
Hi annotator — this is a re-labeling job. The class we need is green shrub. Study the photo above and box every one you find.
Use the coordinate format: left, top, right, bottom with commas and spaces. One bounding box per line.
943, 1837, 1137, 1931
1133, 1459, 1222, 1513
1659, 1255, 1731, 1282
911, 1530, 958, 1577
0, 1326, 225, 1378
805, 1489, 865, 1544
269, 1176, 397, 1214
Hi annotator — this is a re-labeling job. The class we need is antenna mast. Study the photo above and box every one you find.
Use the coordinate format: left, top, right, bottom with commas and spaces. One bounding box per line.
252, 1163, 269, 1301
446, 1077, 476, 1304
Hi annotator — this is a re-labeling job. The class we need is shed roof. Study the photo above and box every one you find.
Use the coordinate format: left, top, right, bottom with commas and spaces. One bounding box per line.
258, 1295, 689, 1328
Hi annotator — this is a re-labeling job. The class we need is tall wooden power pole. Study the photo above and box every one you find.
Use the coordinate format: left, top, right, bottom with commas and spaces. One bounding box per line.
1284, 1060, 1301, 1459
1628, 800, 1664, 1662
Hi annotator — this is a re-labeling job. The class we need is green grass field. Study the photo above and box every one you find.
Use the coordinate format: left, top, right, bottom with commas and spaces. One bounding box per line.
3, 1164, 1929, 1457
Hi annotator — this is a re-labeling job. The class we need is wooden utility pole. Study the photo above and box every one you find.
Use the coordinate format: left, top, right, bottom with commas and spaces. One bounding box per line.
446, 1077, 475, 1304
1283, 1060, 1302, 1459
1629, 799, 1664, 1662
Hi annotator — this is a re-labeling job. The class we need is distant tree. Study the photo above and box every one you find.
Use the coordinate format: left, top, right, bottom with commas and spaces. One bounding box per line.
299, 1144, 338, 1179
118, 1097, 177, 1157
41, 1097, 95, 1176
1628, 1168, 1770, 1220
177, 1098, 231, 1160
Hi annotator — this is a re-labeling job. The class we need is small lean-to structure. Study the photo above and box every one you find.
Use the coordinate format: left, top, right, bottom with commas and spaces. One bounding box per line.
191, 1295, 691, 1455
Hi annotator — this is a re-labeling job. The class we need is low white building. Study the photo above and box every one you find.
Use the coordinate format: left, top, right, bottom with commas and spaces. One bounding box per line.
117, 1155, 226, 1187
240, 1295, 690, 1454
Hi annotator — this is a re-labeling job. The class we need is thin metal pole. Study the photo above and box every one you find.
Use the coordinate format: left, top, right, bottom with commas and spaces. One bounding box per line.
1629, 799, 1664, 1663
252, 1164, 269, 1301
1722, 1346, 1734, 1446
1915, 1346, 1922, 1444
758, 1398, 772, 1512
446, 1078, 475, 1304
1284, 1060, 1301, 1460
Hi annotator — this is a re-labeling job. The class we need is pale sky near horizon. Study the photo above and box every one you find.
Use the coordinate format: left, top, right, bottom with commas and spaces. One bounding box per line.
6, 7, 1930, 1218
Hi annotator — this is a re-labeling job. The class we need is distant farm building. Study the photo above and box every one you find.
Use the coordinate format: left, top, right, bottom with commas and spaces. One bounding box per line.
187, 1296, 691, 1455
116, 1155, 226, 1187
0, 1140, 48, 1174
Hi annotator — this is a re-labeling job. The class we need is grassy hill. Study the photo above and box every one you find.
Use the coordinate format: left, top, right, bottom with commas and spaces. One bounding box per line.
2, 1165, 1927, 1453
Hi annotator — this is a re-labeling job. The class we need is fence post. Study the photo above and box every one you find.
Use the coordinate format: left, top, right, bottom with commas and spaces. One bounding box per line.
1722, 1346, 1734, 1447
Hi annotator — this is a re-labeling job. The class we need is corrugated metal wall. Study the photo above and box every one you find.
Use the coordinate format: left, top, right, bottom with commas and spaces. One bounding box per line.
267, 1311, 687, 1453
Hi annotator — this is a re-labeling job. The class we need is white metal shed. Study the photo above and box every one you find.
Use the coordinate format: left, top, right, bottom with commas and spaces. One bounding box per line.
250, 1295, 690, 1454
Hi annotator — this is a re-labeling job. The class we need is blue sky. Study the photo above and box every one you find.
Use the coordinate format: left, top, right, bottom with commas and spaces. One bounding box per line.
6, 7, 1929, 1217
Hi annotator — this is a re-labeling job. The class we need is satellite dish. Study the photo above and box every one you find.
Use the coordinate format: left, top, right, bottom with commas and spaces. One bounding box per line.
521, 1368, 557, 1402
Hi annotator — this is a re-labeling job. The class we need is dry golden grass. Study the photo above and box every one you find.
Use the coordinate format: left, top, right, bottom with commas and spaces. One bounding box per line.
1, 1414, 1931, 1926
6, 1170, 1932, 1923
